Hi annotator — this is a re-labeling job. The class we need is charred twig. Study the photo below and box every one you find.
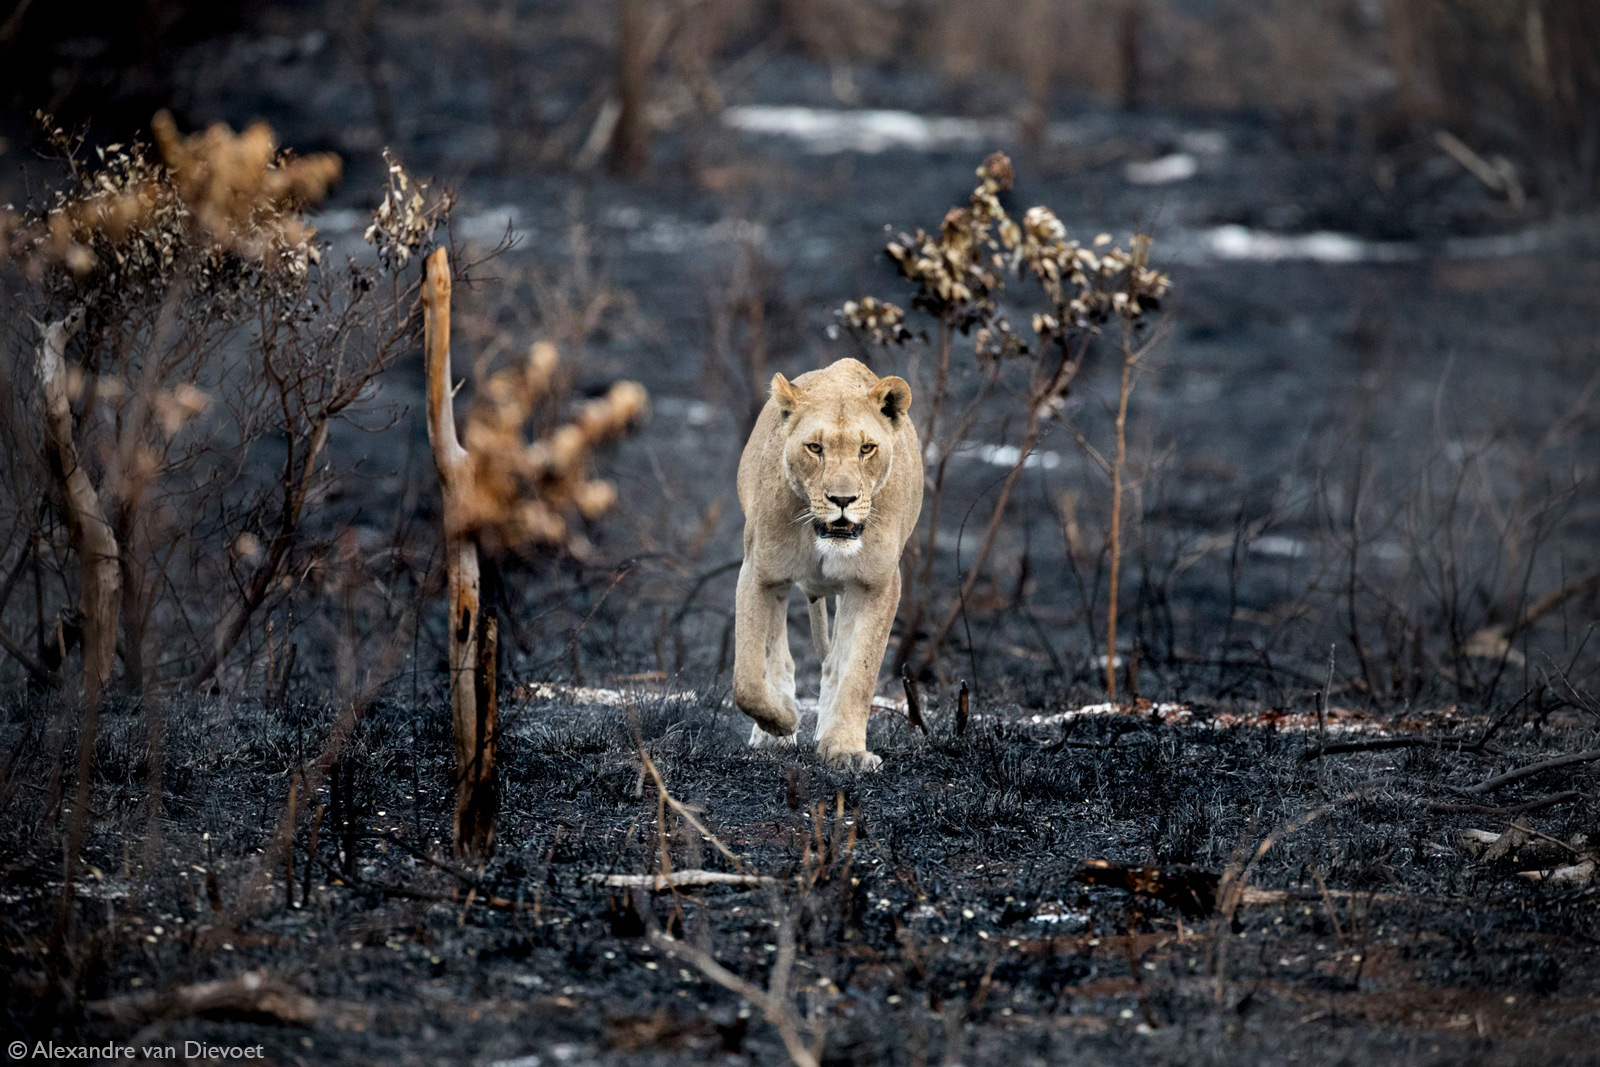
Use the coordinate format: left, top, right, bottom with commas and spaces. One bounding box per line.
1463, 749, 1600, 795
1472, 687, 1536, 751
0, 622, 59, 689
1298, 735, 1496, 761
312, 854, 520, 910
901, 666, 928, 737
667, 558, 741, 629
647, 918, 821, 1067
1317, 645, 1333, 766
637, 742, 746, 872
1423, 791, 1583, 815
187, 416, 331, 690
541, 560, 638, 680
209, 604, 415, 940
284, 776, 298, 909
356, 830, 483, 889
1466, 569, 1600, 654
0, 549, 53, 684
956, 680, 970, 736
1217, 778, 1397, 923
1105, 320, 1144, 701
1308, 865, 1345, 945
301, 802, 323, 906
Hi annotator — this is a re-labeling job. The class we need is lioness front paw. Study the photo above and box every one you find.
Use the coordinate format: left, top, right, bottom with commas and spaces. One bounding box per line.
817, 739, 882, 772
749, 722, 798, 748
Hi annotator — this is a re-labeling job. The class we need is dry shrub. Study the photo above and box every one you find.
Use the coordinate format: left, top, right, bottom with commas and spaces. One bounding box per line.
0, 116, 440, 701
460, 341, 648, 556
3, 111, 339, 276
839, 153, 1169, 681
0, 110, 429, 955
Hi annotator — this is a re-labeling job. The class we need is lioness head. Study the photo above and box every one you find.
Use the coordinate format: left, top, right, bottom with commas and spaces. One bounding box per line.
770, 368, 912, 552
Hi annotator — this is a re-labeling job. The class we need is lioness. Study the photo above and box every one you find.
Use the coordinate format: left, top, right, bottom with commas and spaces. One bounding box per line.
733, 357, 923, 769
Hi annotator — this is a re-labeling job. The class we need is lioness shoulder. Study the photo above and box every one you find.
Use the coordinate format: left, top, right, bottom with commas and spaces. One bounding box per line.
732, 357, 923, 769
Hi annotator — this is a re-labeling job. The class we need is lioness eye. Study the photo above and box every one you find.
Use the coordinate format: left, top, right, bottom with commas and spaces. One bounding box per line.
805, 443, 823, 455
861, 443, 876, 455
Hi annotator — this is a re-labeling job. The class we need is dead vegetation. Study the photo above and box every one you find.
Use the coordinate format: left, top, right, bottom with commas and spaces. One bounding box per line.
838, 152, 1169, 691
0, 107, 644, 998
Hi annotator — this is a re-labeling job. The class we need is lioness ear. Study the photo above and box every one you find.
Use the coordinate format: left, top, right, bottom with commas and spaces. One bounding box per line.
872, 376, 912, 423
771, 373, 801, 418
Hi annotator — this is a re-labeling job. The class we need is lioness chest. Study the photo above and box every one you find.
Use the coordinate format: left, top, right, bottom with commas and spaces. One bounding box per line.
801, 542, 866, 596
757, 526, 874, 597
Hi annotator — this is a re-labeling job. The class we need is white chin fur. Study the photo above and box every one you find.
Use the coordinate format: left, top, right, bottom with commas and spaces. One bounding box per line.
816, 536, 863, 579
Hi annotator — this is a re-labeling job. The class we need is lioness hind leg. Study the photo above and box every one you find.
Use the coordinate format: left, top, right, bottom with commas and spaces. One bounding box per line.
732, 564, 799, 736
807, 596, 831, 661
814, 598, 856, 744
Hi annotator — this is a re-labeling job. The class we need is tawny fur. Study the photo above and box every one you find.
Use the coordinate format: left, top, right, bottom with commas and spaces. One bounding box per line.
733, 358, 923, 770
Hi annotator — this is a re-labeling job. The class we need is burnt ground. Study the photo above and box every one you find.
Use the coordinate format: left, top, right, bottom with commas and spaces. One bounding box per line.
2, 689, 1599, 1065
4, 2, 1600, 1064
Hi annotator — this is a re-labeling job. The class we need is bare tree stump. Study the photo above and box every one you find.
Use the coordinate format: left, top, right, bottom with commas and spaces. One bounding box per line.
35, 310, 120, 706
36, 309, 124, 944
423, 248, 499, 858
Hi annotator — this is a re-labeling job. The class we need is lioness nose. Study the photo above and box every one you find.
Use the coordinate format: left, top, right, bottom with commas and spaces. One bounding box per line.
827, 494, 858, 509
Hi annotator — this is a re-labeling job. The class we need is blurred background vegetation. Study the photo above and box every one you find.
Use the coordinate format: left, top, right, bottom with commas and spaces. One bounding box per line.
2, 1, 1597, 206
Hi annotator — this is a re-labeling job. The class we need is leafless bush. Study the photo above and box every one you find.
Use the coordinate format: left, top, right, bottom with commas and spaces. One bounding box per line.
705, 227, 784, 437
622, 738, 829, 1067
0, 120, 450, 703
1323, 381, 1600, 707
